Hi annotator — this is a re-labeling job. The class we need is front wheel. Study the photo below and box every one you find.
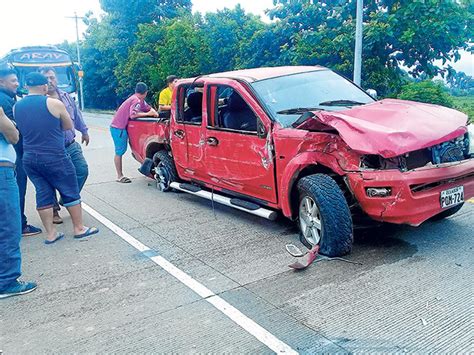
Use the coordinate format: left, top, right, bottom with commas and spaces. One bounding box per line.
152, 150, 178, 192
297, 174, 353, 257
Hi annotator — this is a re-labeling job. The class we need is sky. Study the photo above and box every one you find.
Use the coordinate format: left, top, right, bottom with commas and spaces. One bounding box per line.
0, 0, 472, 75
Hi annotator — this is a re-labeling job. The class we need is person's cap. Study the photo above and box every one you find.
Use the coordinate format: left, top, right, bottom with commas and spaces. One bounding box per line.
25, 72, 48, 86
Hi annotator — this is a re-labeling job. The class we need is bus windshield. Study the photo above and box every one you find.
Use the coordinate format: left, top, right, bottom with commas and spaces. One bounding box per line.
16, 66, 77, 94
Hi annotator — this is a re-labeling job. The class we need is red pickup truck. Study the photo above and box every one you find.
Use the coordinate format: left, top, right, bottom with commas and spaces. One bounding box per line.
128, 66, 473, 257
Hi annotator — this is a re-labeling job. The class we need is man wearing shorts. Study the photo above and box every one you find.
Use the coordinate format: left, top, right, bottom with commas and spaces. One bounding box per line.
110, 82, 157, 183
14, 73, 98, 244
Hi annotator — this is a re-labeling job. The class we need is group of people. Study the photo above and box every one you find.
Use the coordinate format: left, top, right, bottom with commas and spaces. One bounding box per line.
0, 68, 98, 299
110, 75, 177, 183
0, 70, 177, 299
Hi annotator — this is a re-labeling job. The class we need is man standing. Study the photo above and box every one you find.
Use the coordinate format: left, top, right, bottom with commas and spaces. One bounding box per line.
40, 67, 90, 225
14, 73, 98, 244
111, 82, 157, 183
0, 68, 42, 237
157, 75, 178, 114
0, 107, 37, 299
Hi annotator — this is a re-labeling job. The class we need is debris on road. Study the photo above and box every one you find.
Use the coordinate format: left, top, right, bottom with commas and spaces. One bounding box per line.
286, 243, 363, 270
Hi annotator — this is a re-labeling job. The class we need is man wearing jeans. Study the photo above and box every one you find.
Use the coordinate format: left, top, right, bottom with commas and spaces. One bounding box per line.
0, 107, 37, 299
14, 73, 98, 244
0, 68, 42, 237
40, 67, 90, 225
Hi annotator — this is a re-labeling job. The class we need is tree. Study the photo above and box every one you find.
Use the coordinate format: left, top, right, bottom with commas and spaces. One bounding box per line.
117, 6, 271, 102
81, 16, 121, 108
268, 0, 473, 97
202, 6, 265, 72
398, 80, 454, 108
81, 0, 193, 108
447, 71, 474, 96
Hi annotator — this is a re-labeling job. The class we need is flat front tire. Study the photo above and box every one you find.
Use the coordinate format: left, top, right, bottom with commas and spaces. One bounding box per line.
297, 174, 353, 257
152, 150, 178, 192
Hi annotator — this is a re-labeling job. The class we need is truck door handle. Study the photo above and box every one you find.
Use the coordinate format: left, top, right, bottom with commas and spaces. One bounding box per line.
174, 129, 185, 139
207, 137, 219, 146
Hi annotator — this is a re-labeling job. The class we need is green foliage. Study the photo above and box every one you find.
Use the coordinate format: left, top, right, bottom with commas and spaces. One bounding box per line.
116, 7, 270, 103
447, 71, 474, 96
81, 0, 193, 108
269, 0, 473, 97
452, 96, 474, 124
398, 80, 454, 108
78, 0, 473, 109
81, 16, 121, 108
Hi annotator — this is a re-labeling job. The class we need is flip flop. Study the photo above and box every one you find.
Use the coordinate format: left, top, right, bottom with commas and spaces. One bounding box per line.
116, 176, 132, 183
44, 233, 65, 245
74, 227, 99, 239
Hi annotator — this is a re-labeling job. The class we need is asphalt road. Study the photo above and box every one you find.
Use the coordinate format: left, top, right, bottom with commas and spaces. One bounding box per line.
1, 112, 472, 354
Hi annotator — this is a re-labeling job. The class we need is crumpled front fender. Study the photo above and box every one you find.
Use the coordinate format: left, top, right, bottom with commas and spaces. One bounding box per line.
279, 152, 346, 218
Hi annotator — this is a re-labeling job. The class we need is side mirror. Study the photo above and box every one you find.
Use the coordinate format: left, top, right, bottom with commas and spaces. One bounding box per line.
257, 119, 268, 138
366, 89, 378, 99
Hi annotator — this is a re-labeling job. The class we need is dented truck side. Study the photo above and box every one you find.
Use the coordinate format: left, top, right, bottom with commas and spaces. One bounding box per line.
128, 66, 474, 257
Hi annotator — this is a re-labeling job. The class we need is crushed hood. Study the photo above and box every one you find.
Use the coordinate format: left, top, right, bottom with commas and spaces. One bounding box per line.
298, 99, 468, 158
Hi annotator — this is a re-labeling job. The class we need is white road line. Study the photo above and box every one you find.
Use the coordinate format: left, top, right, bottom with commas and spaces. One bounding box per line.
82, 202, 298, 354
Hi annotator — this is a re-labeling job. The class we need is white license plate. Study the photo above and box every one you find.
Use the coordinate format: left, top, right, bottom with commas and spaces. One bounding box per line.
440, 186, 464, 209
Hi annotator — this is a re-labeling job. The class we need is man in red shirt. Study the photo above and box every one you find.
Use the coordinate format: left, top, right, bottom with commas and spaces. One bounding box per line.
110, 82, 157, 183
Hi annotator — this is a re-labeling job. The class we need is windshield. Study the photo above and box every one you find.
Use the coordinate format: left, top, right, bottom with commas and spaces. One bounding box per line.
251, 70, 375, 127
17, 66, 77, 94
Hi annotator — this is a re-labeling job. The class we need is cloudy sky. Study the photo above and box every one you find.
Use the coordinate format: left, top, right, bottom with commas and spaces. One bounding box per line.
1, 0, 472, 75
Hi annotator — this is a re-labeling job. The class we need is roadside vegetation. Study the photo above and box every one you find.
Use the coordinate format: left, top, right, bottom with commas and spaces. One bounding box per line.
59, 0, 473, 111
452, 96, 474, 124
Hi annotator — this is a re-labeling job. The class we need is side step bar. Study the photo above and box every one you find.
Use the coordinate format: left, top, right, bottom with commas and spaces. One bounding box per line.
170, 182, 277, 221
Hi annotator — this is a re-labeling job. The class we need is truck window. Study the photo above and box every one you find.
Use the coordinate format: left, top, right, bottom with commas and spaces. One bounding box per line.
207, 85, 258, 133
176, 85, 203, 125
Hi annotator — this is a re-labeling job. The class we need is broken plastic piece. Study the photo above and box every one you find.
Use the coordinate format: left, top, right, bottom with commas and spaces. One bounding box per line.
288, 245, 320, 270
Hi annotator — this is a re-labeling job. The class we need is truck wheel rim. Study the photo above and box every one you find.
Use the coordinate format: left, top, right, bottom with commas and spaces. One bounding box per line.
299, 196, 322, 245
156, 164, 168, 191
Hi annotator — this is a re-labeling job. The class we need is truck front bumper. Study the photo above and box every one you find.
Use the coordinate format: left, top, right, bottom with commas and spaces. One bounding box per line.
346, 158, 474, 226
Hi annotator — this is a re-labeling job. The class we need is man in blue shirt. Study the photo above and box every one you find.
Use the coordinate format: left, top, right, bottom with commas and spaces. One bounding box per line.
0, 68, 42, 237
0, 107, 37, 299
40, 67, 90, 225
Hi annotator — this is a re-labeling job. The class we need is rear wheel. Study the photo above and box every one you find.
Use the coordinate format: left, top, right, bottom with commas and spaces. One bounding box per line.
152, 150, 178, 192
297, 174, 353, 257
431, 203, 464, 221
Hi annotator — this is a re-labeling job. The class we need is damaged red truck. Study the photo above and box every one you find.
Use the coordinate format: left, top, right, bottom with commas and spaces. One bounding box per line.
128, 66, 473, 257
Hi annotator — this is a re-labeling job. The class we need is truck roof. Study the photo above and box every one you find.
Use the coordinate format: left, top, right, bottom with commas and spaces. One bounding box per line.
205, 66, 327, 83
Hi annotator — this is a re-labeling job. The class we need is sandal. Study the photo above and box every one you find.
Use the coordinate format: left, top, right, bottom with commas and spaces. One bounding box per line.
74, 227, 99, 239
116, 176, 132, 183
44, 233, 65, 245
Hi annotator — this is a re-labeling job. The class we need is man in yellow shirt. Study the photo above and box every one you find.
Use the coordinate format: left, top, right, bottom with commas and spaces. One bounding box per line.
158, 75, 178, 113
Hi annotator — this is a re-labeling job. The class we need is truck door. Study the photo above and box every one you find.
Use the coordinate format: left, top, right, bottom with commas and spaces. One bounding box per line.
202, 82, 277, 203
170, 84, 206, 181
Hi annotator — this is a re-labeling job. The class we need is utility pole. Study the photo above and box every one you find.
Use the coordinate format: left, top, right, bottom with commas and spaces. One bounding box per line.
353, 0, 363, 86
66, 12, 85, 110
